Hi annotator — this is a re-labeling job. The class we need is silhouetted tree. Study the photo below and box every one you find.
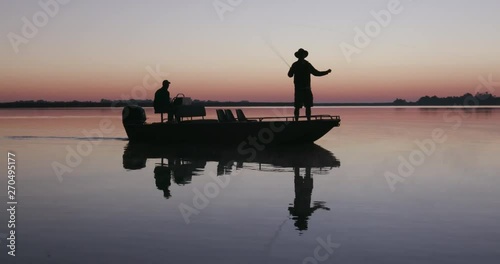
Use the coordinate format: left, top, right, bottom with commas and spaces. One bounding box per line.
393, 98, 408, 105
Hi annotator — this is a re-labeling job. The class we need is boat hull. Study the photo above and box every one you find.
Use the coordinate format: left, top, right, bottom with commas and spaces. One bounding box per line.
124, 119, 340, 145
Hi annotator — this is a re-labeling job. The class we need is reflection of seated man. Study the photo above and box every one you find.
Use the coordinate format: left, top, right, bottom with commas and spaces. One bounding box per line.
154, 166, 172, 199
288, 167, 330, 232
154, 80, 176, 122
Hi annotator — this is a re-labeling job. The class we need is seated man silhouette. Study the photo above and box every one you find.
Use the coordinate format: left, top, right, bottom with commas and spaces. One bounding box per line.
154, 80, 175, 122
288, 49, 332, 121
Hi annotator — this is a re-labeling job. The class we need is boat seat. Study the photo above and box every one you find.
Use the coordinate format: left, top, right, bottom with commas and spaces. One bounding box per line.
236, 109, 255, 122
224, 109, 237, 122
176, 105, 206, 120
216, 109, 227, 122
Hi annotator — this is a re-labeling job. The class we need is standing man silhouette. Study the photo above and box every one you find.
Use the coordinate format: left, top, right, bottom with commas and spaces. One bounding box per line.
288, 49, 331, 121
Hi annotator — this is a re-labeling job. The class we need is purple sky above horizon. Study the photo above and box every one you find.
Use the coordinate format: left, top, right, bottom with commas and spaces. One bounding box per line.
1, 0, 500, 103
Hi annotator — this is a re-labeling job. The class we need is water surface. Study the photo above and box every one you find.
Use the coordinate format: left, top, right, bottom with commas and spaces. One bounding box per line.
0, 107, 499, 263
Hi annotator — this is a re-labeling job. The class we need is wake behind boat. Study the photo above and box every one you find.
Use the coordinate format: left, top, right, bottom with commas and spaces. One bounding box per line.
122, 105, 341, 145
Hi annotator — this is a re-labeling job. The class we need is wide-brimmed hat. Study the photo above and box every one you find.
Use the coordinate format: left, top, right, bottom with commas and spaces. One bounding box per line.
294, 48, 309, 59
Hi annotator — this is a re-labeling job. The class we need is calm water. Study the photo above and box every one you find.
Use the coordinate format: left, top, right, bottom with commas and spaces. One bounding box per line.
0, 107, 499, 264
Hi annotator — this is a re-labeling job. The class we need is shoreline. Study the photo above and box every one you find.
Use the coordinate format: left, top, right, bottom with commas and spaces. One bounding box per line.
1, 104, 500, 109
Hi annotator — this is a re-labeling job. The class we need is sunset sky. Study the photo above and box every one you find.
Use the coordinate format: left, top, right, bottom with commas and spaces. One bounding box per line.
1, 0, 500, 103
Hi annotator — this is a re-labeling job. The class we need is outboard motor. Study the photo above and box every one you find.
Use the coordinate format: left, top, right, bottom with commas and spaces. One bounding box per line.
122, 105, 146, 125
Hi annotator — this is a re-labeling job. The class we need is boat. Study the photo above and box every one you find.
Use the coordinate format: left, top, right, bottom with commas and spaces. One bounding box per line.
122, 105, 341, 144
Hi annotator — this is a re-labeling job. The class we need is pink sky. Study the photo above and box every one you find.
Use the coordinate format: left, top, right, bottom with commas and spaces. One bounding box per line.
1, 0, 499, 103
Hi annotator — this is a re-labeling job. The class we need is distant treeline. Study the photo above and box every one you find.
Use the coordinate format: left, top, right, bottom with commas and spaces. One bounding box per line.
393, 93, 499, 106
0, 99, 151, 108
0, 99, 393, 108
0, 93, 498, 108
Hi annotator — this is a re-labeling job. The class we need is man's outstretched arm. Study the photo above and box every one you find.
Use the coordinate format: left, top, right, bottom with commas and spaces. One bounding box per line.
310, 64, 331, 76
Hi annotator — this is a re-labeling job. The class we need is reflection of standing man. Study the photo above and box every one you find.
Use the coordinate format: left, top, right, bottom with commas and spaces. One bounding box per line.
288, 167, 330, 232
288, 49, 332, 121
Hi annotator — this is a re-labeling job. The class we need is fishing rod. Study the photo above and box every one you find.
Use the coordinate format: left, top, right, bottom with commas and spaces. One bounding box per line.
262, 35, 291, 68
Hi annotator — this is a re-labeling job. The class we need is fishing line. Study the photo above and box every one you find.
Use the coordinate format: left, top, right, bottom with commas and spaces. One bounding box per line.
261, 35, 291, 68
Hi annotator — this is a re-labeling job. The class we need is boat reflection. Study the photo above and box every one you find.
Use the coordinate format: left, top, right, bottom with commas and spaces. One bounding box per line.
122, 143, 340, 232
